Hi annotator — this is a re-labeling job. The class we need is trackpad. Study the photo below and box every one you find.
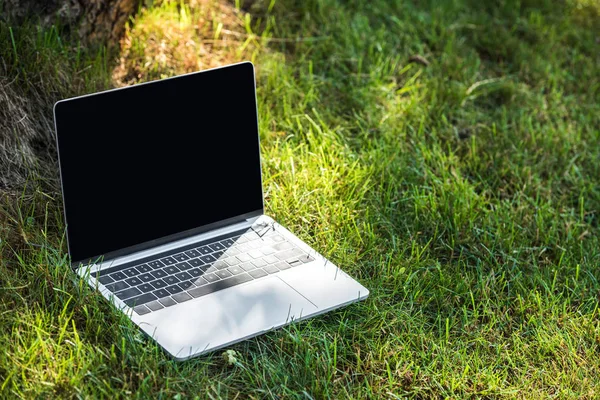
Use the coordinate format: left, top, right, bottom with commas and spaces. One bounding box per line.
139, 276, 317, 358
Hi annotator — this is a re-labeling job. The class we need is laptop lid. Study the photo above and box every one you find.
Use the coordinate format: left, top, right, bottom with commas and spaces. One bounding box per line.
54, 62, 264, 266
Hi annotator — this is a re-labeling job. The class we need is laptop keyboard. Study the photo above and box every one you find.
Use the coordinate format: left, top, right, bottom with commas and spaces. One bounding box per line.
95, 228, 315, 315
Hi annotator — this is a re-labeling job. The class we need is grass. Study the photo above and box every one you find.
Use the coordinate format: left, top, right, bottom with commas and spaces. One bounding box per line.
1, 0, 599, 397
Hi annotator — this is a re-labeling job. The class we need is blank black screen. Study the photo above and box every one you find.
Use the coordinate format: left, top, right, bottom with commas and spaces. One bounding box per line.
55, 62, 263, 263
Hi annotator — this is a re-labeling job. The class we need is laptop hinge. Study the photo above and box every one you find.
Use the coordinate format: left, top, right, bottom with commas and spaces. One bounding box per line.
80, 215, 262, 274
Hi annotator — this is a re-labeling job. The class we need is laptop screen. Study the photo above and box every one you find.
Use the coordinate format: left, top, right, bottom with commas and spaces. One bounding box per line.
54, 62, 263, 264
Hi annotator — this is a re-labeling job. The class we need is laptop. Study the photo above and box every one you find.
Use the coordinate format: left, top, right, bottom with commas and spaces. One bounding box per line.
53, 61, 369, 360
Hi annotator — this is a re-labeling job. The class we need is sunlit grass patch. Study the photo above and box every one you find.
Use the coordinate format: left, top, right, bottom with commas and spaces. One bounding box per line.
568, 0, 600, 26
262, 113, 375, 264
113, 0, 260, 85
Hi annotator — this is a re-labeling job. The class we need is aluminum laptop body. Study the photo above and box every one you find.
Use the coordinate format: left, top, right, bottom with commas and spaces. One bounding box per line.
53, 62, 369, 360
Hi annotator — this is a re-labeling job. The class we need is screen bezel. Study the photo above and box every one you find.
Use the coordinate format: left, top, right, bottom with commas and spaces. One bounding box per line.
53, 62, 264, 267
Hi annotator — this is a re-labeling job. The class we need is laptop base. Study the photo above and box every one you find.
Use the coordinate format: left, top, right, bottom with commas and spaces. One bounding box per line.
82, 215, 369, 359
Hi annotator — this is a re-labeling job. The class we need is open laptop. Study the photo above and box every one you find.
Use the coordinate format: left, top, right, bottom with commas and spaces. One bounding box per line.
53, 62, 369, 360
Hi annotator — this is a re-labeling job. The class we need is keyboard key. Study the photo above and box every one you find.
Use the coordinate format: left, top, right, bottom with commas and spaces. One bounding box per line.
247, 241, 263, 249
240, 262, 257, 272
191, 277, 208, 287
225, 257, 240, 266
248, 269, 268, 279
176, 261, 192, 270
189, 258, 204, 267
151, 269, 168, 279
191, 277, 207, 286
215, 270, 233, 279
288, 258, 303, 267
115, 287, 142, 300
164, 276, 180, 285
178, 280, 195, 290
213, 261, 229, 270
139, 273, 154, 282
134, 305, 151, 315
173, 253, 189, 262
263, 265, 279, 274
197, 245, 211, 255
175, 271, 192, 281
236, 244, 251, 252
271, 234, 285, 242
264, 255, 279, 264
105, 281, 129, 292
212, 250, 224, 259
153, 288, 170, 298
148, 260, 164, 269
123, 268, 139, 278
261, 229, 275, 237
111, 271, 127, 281
146, 301, 164, 311
227, 266, 244, 275
224, 247, 240, 256
236, 253, 252, 262
150, 279, 168, 289
98, 275, 114, 285
184, 249, 201, 258
188, 268, 203, 277
275, 261, 291, 271
161, 257, 177, 265
273, 242, 294, 251
300, 255, 316, 263
251, 259, 267, 268
293, 250, 308, 259
136, 264, 152, 273
138, 283, 154, 293
260, 247, 276, 255
164, 266, 179, 275
166, 285, 183, 295
205, 265, 219, 274
125, 293, 157, 307
209, 243, 225, 252
200, 255, 216, 264
243, 231, 259, 241
248, 249, 263, 259
159, 297, 177, 307
188, 273, 253, 298
275, 248, 305, 261
262, 237, 276, 245
125, 277, 143, 286
172, 292, 193, 303
203, 273, 219, 283
221, 239, 235, 247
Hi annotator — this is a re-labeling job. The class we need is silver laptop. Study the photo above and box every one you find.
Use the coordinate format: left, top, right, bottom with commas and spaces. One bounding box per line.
53, 62, 369, 360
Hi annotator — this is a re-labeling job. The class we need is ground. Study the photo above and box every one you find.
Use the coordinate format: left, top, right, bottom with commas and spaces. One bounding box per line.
0, 0, 599, 398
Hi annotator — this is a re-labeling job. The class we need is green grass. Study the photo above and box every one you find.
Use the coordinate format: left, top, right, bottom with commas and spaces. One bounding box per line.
1, 0, 600, 397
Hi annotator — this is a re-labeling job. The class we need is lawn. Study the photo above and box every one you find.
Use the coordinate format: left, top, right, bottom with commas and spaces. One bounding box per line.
1, 0, 599, 398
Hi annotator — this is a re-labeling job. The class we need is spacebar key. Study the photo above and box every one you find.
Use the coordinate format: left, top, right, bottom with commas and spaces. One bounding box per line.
124, 293, 157, 307
188, 273, 253, 298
